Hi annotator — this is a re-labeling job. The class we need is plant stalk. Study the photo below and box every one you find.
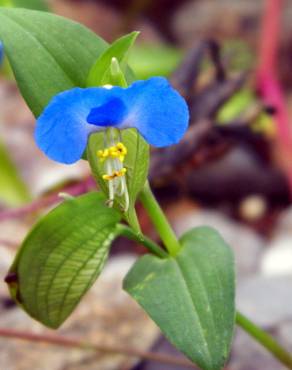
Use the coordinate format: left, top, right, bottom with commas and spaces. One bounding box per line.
117, 224, 168, 258
236, 311, 292, 369
139, 182, 181, 256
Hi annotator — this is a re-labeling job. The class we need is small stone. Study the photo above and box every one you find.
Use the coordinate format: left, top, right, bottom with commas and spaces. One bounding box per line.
237, 275, 292, 327
239, 194, 267, 222
261, 236, 292, 275
260, 205, 292, 276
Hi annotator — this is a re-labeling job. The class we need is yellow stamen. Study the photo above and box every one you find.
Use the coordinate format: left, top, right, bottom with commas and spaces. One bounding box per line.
102, 167, 127, 181
97, 142, 128, 163
99, 129, 129, 211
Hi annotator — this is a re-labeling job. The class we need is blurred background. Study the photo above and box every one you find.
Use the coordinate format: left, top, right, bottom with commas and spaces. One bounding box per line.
1, 0, 292, 369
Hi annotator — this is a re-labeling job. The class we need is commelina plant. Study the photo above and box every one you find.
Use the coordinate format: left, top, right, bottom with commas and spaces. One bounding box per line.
1, 7, 292, 370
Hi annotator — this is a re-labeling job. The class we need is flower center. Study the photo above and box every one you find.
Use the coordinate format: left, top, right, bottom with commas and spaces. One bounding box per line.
97, 128, 129, 211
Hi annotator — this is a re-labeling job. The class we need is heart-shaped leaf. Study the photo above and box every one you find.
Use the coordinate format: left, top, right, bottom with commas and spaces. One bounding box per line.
124, 226, 235, 370
6, 192, 121, 328
0, 8, 107, 116
87, 129, 149, 232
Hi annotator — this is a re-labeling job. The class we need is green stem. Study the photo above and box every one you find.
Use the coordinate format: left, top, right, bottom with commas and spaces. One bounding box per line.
139, 182, 181, 256
236, 311, 292, 369
117, 224, 168, 258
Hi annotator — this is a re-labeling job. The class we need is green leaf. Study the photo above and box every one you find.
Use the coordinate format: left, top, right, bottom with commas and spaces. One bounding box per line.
0, 140, 30, 206
124, 226, 235, 370
6, 192, 121, 328
87, 31, 138, 87
0, 8, 107, 116
12, 0, 49, 11
87, 129, 149, 232
0, 0, 13, 7
0, 0, 49, 11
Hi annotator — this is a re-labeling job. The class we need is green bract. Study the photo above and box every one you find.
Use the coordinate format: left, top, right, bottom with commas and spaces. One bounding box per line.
88, 129, 149, 233
87, 31, 138, 87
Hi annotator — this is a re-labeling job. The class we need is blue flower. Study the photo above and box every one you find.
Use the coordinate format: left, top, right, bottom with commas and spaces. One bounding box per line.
0, 42, 4, 66
35, 77, 189, 164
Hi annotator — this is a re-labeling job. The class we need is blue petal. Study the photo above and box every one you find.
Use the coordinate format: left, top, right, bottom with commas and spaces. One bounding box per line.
87, 97, 127, 127
119, 77, 189, 147
35, 77, 189, 164
35, 87, 120, 164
